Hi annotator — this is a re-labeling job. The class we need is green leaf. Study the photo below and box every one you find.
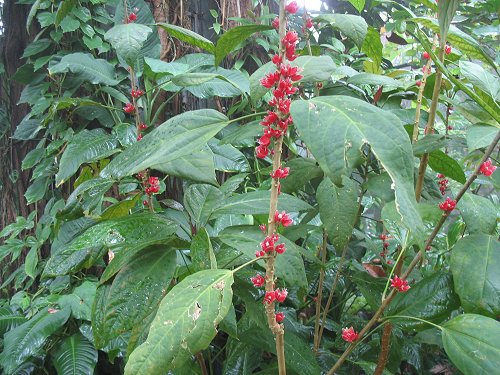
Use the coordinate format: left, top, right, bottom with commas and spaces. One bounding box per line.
219, 226, 308, 288
49, 53, 119, 86
0, 308, 71, 375
184, 184, 225, 227
467, 124, 498, 151
280, 158, 323, 194
152, 147, 217, 185
212, 190, 312, 217
100, 110, 229, 179
317, 177, 359, 252
387, 272, 460, 331
450, 235, 500, 317
171, 72, 219, 86
215, 25, 273, 66
12, 117, 43, 141
291, 55, 336, 83
156, 23, 215, 53
209, 141, 250, 172
0, 308, 26, 336
124, 269, 234, 374
22, 39, 52, 58
291, 95, 424, 244
437, 0, 459, 40
56, 129, 119, 186
57, 281, 97, 321
24, 247, 38, 279
348, 0, 365, 13
52, 333, 97, 375
222, 339, 261, 374
104, 24, 153, 66
458, 194, 497, 235
92, 246, 177, 348
347, 73, 404, 88
316, 14, 368, 48
460, 61, 500, 101
362, 26, 383, 70
442, 314, 500, 375
43, 213, 179, 277
428, 150, 466, 184
190, 228, 217, 272
55, 0, 77, 27
412, 134, 448, 156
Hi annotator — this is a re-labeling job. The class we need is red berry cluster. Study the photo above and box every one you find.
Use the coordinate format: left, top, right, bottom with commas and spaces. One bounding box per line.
341, 327, 358, 343
479, 159, 497, 177
144, 176, 160, 195
439, 197, 456, 212
127, 12, 137, 23
379, 233, 390, 258
256, 233, 286, 257
285, 1, 299, 14
251, 274, 287, 323
437, 173, 448, 195
390, 275, 410, 292
123, 102, 135, 114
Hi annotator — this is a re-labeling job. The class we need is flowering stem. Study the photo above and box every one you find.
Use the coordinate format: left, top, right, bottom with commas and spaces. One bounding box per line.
327, 129, 500, 374
415, 37, 445, 202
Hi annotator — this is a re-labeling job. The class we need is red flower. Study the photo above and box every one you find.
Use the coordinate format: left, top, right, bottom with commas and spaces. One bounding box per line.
437, 173, 445, 179
280, 64, 302, 81
285, 1, 299, 14
479, 159, 497, 177
255, 250, 265, 258
261, 236, 276, 253
439, 197, 456, 212
260, 111, 279, 127
341, 327, 358, 343
137, 134, 143, 141
275, 243, 286, 254
255, 145, 269, 159
379, 234, 387, 241
390, 275, 410, 292
416, 80, 422, 87
251, 274, 265, 287
274, 288, 288, 303
259, 224, 267, 233
260, 71, 280, 88
139, 123, 148, 130
275, 312, 285, 323
131, 89, 145, 98
305, 18, 314, 29
143, 200, 148, 206
383, 242, 389, 250
264, 291, 276, 304
271, 166, 290, 179
272, 54, 282, 65
272, 17, 279, 30
271, 233, 280, 242
123, 103, 136, 114
128, 12, 137, 22
445, 45, 452, 55
422, 51, 430, 59
274, 210, 293, 227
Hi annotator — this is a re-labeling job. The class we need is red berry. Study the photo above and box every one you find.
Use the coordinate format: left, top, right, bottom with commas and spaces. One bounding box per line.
285, 1, 299, 14
391, 275, 410, 292
479, 159, 497, 176
139, 123, 148, 130
275, 312, 285, 323
341, 327, 358, 343
264, 291, 276, 304
422, 51, 430, 59
128, 12, 137, 22
123, 103, 135, 114
251, 274, 265, 287
445, 45, 452, 55
416, 80, 422, 87
275, 243, 286, 254
275, 288, 288, 303
439, 197, 456, 212
305, 18, 314, 29
137, 134, 143, 141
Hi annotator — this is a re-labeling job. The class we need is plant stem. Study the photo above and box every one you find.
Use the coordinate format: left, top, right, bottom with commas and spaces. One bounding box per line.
412, 35, 438, 143
415, 38, 445, 202
195, 352, 209, 375
313, 231, 328, 352
327, 129, 500, 374
374, 323, 392, 375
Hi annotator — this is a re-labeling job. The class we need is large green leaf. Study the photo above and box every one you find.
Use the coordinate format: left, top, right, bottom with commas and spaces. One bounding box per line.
100, 109, 229, 179
428, 150, 466, 184
317, 177, 359, 252
437, 0, 459, 40
92, 246, 176, 348
104, 24, 152, 66
49, 53, 119, 86
43, 213, 178, 277
442, 314, 500, 375
218, 226, 307, 288
316, 14, 368, 48
460, 61, 500, 101
190, 228, 217, 272
156, 23, 215, 53
180, 67, 250, 99
52, 333, 97, 375
57, 281, 97, 321
291, 95, 424, 243
209, 141, 250, 172
152, 146, 217, 185
450, 234, 500, 317
386, 272, 460, 331
222, 339, 262, 375
215, 25, 273, 66
56, 129, 119, 186
0, 308, 26, 336
212, 190, 313, 217
124, 269, 234, 374
55, 0, 77, 27
458, 194, 497, 235
0, 308, 71, 375
280, 158, 324, 194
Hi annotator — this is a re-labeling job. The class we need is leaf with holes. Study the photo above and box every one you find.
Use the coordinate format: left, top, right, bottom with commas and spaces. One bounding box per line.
291, 95, 424, 244
124, 269, 234, 374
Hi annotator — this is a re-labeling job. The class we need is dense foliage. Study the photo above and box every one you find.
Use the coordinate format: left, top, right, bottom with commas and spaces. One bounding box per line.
0, 0, 499, 374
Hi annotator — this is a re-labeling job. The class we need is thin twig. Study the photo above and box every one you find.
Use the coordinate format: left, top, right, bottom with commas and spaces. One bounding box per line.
313, 231, 328, 352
